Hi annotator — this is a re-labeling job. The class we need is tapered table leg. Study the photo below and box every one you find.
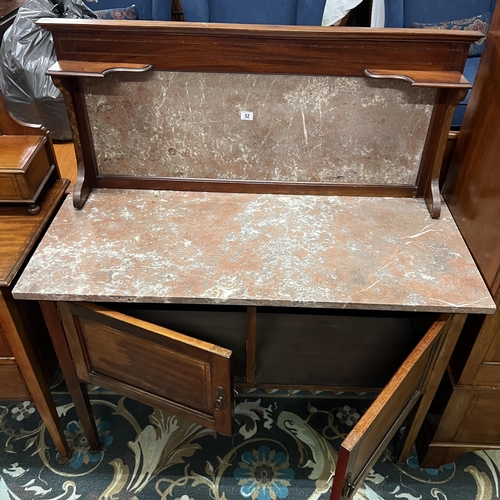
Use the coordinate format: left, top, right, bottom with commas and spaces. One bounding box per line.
0, 292, 70, 461
39, 300, 101, 452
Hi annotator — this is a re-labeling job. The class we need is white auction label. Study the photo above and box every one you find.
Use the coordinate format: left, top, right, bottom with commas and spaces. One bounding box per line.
241, 111, 254, 120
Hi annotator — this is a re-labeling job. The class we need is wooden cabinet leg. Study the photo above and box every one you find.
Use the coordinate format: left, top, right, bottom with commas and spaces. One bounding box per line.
0, 292, 70, 461
418, 444, 479, 469
397, 314, 467, 463
39, 300, 101, 452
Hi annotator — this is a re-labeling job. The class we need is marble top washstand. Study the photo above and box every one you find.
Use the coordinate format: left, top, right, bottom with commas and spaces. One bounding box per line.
12, 189, 495, 314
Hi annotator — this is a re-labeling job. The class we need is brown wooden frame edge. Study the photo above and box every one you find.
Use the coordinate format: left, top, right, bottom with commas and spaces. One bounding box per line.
95, 176, 418, 198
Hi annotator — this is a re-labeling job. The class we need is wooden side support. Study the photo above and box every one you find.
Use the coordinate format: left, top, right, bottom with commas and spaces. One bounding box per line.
51, 77, 98, 209
39, 301, 101, 452
365, 70, 471, 218
418, 88, 469, 218
49, 64, 153, 208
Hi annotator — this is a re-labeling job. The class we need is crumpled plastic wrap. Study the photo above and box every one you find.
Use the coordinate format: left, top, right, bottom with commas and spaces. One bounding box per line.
0, 0, 96, 140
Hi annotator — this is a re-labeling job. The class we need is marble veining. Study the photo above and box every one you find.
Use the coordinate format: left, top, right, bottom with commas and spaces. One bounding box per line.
13, 189, 494, 314
84, 73, 435, 185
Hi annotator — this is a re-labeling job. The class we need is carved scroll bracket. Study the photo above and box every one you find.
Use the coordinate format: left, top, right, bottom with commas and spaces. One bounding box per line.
51, 75, 97, 209
420, 88, 469, 219
47, 61, 153, 78
365, 69, 470, 219
50, 63, 152, 208
364, 69, 472, 89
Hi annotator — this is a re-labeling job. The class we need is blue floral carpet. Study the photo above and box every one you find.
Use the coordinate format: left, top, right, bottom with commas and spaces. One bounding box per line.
0, 379, 498, 500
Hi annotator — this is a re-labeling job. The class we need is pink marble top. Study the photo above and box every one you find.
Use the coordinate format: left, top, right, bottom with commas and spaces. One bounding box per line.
13, 189, 495, 314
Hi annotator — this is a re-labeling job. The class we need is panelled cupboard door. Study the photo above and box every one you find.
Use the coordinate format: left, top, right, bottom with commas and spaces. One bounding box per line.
329, 317, 448, 500
56, 302, 233, 436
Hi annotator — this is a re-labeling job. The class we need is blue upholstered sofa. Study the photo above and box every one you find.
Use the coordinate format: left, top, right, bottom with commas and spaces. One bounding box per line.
385, 0, 497, 128
179, 0, 327, 26
84, 0, 171, 20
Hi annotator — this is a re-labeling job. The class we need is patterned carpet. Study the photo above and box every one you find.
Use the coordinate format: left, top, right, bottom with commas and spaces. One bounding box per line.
0, 379, 498, 500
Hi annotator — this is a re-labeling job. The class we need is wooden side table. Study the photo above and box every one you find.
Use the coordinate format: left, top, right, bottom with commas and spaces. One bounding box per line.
0, 178, 70, 462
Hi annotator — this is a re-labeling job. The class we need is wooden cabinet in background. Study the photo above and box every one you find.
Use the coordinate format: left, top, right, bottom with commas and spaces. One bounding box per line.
0, 180, 70, 462
416, 0, 500, 468
418, 294, 500, 466
0, 92, 70, 461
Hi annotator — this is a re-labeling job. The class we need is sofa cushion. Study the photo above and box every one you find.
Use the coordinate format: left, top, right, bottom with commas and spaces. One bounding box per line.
94, 4, 138, 19
181, 0, 326, 25
208, 0, 297, 24
404, 0, 492, 26
412, 12, 492, 56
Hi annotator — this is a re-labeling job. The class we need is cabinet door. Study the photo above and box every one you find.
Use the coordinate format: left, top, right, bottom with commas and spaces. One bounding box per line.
57, 302, 233, 435
330, 317, 448, 500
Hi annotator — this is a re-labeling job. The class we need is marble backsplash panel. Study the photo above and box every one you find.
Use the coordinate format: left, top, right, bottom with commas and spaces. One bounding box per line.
83, 72, 435, 184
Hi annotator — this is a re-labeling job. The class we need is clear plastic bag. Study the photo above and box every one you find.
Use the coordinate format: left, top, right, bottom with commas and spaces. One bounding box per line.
0, 0, 96, 140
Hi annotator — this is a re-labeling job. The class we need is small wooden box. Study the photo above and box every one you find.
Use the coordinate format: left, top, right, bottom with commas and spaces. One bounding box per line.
0, 135, 56, 214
